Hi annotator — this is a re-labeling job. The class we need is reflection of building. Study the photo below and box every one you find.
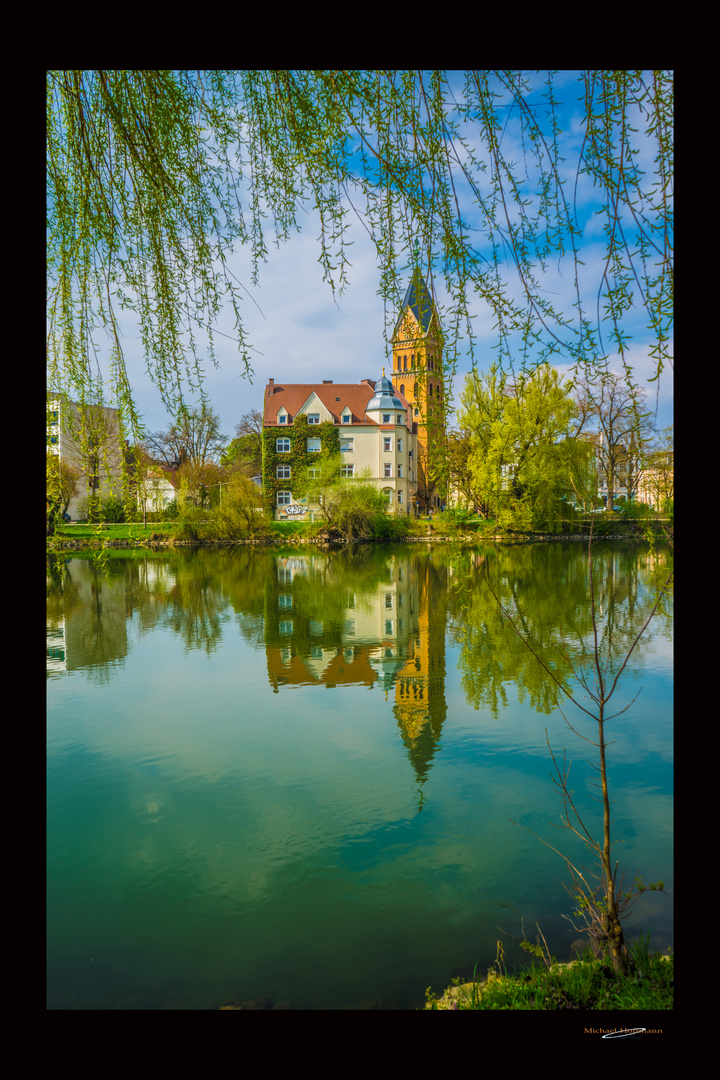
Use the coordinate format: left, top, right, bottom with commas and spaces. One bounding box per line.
47, 395, 125, 520
392, 559, 448, 807
263, 551, 447, 808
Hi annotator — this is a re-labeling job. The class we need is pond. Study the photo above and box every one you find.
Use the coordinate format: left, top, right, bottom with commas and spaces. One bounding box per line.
47, 541, 673, 1009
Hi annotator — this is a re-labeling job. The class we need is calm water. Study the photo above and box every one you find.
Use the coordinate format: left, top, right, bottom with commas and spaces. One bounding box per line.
47, 541, 673, 1009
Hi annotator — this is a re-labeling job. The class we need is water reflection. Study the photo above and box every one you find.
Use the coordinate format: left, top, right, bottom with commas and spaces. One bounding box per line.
47, 542, 672, 1009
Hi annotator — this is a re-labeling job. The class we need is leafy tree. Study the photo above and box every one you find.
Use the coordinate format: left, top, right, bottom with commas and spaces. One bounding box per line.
175, 459, 223, 509
297, 453, 392, 540
47, 71, 673, 441
206, 477, 269, 540
458, 363, 582, 528
221, 409, 264, 476
46, 455, 80, 534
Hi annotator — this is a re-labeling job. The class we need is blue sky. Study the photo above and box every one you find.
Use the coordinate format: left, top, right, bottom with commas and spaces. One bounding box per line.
106, 72, 673, 442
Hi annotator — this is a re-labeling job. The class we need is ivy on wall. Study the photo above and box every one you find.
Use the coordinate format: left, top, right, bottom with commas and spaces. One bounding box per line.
262, 416, 341, 514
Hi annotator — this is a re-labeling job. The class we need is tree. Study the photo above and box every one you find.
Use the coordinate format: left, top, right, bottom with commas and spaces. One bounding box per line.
483, 531, 673, 974
574, 372, 655, 507
47, 71, 673, 441
457, 362, 582, 528
143, 402, 226, 470
297, 453, 391, 540
46, 455, 80, 534
209, 476, 269, 540
221, 409, 263, 476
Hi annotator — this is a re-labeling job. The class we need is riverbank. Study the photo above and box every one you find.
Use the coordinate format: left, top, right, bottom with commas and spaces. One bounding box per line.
425, 950, 673, 1010
46, 524, 671, 552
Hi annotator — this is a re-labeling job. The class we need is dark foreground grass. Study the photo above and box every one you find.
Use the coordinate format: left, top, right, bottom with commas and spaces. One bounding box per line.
425, 944, 673, 1010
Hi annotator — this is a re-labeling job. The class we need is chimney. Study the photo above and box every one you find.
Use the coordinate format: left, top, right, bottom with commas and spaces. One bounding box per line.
323, 379, 332, 384
268, 379, 274, 395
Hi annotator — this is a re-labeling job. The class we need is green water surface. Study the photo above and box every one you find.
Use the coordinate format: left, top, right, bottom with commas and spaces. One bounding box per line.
47, 541, 673, 1009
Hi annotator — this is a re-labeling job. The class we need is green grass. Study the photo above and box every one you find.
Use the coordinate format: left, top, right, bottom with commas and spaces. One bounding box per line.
425, 943, 673, 1010
51, 521, 177, 541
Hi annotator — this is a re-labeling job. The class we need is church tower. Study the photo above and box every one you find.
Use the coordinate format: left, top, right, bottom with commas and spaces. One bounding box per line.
390, 270, 445, 512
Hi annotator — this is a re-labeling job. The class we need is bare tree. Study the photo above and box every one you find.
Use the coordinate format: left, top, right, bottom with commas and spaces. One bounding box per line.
484, 528, 673, 975
144, 403, 227, 470
574, 373, 654, 507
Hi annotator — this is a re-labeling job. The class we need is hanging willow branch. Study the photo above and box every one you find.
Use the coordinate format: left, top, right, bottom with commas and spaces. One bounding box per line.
47, 70, 673, 443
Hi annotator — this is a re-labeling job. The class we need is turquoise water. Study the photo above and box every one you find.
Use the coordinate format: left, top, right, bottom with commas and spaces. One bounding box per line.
47, 542, 673, 1009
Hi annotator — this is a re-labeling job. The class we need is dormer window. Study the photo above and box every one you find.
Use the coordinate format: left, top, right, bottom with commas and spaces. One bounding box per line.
278, 412, 287, 424
341, 408, 352, 424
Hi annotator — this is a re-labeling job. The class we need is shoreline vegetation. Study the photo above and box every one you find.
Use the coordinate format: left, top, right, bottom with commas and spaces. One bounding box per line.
46, 516, 672, 551
424, 943, 673, 1011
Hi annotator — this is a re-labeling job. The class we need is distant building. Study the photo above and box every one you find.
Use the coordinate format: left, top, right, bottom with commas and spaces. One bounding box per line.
263, 373, 418, 518
261, 274, 446, 519
47, 395, 125, 519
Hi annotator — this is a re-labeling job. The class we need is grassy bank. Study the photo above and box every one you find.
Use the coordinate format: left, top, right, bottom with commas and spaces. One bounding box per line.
47, 513, 672, 549
425, 943, 673, 1010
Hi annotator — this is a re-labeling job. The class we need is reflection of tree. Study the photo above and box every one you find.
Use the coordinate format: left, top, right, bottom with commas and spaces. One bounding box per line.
46, 555, 129, 681
448, 542, 673, 718
162, 551, 231, 654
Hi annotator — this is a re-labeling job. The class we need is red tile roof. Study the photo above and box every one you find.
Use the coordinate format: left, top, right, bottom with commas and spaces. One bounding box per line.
263, 380, 412, 427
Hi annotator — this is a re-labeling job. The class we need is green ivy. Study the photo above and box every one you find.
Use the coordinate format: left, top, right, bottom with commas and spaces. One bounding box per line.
262, 415, 341, 514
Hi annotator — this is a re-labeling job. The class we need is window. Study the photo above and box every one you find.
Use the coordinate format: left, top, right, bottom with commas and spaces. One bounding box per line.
340, 437, 354, 452
276, 438, 290, 452
342, 413, 351, 423
277, 490, 291, 505
397, 489, 403, 503
383, 437, 392, 452
397, 464, 403, 478
279, 594, 292, 609
278, 412, 287, 424
308, 413, 320, 424
276, 465, 291, 479
383, 413, 391, 424
307, 467, 320, 478
307, 437, 321, 452
340, 464, 354, 477
384, 463, 393, 477
397, 438, 403, 453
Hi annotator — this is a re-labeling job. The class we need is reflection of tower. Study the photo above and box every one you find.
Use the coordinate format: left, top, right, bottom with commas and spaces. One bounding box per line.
393, 556, 448, 810
391, 270, 445, 512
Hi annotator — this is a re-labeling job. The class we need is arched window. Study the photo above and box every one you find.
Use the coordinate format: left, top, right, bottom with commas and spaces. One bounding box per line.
400, 385, 405, 397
